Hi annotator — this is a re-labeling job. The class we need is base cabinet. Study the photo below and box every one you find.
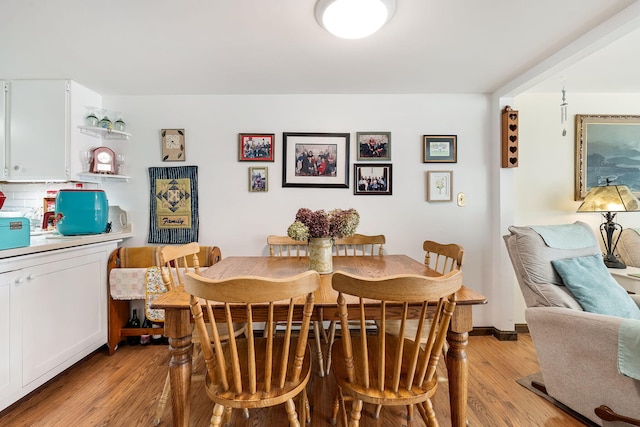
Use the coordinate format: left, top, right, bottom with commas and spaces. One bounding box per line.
0, 241, 117, 411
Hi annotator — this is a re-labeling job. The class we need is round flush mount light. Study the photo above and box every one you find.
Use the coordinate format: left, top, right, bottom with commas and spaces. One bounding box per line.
315, 0, 397, 39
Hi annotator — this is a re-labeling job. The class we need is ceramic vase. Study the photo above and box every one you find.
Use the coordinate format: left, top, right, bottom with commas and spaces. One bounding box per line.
308, 237, 333, 274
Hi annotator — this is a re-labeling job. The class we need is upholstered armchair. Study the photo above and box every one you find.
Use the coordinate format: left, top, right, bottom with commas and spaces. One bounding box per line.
616, 228, 640, 267
505, 221, 640, 426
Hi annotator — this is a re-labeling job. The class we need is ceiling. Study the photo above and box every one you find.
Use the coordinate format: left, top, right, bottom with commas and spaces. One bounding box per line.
1, 0, 639, 96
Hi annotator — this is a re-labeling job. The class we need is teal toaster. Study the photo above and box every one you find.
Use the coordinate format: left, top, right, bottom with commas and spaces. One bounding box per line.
0, 217, 30, 250
55, 189, 109, 235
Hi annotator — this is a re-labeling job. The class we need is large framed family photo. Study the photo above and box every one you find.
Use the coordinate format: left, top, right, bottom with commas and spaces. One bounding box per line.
575, 114, 640, 200
282, 132, 350, 188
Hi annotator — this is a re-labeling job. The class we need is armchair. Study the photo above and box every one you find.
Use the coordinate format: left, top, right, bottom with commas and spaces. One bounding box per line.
505, 221, 640, 426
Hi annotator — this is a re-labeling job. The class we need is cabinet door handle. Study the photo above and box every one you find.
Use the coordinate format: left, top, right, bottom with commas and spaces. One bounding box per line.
14, 277, 25, 284
26, 274, 36, 281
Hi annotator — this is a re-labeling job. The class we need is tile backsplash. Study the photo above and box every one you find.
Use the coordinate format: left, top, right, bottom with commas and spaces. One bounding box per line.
0, 182, 99, 229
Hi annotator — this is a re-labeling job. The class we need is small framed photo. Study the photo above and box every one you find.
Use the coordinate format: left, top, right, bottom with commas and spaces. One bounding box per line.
423, 135, 457, 163
161, 129, 185, 162
427, 170, 453, 201
249, 167, 268, 192
354, 163, 392, 195
239, 133, 275, 161
282, 132, 350, 188
356, 132, 391, 160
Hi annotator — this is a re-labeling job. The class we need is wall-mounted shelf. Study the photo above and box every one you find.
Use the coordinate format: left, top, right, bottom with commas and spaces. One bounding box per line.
77, 172, 130, 183
78, 126, 131, 140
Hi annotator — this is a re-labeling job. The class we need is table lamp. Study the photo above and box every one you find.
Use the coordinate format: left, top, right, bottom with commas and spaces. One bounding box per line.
577, 179, 640, 268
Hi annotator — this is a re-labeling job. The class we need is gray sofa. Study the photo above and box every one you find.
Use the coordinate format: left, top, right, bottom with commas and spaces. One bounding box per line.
505, 222, 640, 426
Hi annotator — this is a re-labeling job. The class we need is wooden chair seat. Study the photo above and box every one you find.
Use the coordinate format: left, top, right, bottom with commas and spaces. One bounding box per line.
205, 338, 311, 408
332, 334, 437, 404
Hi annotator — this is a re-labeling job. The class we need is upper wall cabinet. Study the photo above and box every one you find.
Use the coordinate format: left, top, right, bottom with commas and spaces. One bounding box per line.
1, 80, 102, 182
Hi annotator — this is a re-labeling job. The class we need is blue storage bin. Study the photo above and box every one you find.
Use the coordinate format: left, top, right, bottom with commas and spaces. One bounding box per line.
55, 190, 109, 235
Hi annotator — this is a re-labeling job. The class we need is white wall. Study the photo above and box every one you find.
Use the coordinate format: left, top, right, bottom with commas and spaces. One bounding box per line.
511, 92, 640, 322
97, 93, 495, 327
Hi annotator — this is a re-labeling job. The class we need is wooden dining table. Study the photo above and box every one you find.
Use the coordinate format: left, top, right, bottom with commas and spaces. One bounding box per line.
151, 254, 487, 427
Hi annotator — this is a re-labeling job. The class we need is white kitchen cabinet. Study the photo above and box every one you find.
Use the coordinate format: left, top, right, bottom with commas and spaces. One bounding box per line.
0, 269, 20, 403
1, 80, 102, 182
0, 82, 6, 180
0, 241, 117, 411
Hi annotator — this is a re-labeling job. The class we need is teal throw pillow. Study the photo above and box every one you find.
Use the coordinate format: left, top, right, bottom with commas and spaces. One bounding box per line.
551, 254, 640, 320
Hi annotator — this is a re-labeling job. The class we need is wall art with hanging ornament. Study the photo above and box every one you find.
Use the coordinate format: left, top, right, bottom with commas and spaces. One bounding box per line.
501, 106, 518, 168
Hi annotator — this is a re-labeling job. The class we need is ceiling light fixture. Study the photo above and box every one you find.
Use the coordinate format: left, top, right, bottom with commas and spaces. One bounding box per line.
315, 0, 396, 39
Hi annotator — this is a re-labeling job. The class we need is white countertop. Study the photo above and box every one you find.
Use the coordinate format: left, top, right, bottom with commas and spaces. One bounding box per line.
0, 225, 134, 259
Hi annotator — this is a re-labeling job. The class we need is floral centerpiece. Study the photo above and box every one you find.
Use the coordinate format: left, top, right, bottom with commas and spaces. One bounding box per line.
287, 208, 360, 273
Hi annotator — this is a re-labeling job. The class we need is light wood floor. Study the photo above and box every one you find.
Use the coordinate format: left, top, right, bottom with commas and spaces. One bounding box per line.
0, 334, 588, 426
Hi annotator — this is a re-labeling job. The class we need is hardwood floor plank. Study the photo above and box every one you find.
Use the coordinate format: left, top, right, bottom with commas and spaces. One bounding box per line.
0, 334, 589, 426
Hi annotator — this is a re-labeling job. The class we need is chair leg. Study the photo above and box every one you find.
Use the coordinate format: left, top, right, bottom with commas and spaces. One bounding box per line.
349, 399, 363, 427
223, 407, 233, 425
418, 399, 438, 427
313, 321, 325, 377
407, 404, 414, 420
330, 389, 340, 425
284, 398, 302, 427
153, 373, 171, 426
210, 403, 226, 427
304, 388, 311, 424
325, 320, 336, 374
373, 404, 382, 419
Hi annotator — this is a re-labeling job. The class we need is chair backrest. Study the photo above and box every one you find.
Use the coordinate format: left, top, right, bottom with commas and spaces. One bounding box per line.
423, 240, 463, 274
158, 242, 203, 291
504, 221, 600, 309
334, 233, 385, 256
267, 235, 309, 257
183, 270, 320, 397
331, 270, 462, 399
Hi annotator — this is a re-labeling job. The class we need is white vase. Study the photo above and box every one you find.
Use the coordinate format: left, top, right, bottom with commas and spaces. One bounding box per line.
308, 237, 333, 274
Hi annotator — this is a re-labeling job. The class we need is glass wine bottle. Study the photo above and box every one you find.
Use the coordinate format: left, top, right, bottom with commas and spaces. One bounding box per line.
140, 316, 152, 346
126, 309, 141, 346
151, 322, 164, 345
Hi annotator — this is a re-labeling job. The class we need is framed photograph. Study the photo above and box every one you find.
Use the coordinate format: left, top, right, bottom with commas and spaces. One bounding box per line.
282, 132, 350, 188
356, 132, 391, 160
161, 129, 185, 162
423, 135, 457, 163
575, 114, 640, 200
249, 167, 268, 192
427, 170, 453, 201
354, 163, 392, 195
239, 133, 275, 161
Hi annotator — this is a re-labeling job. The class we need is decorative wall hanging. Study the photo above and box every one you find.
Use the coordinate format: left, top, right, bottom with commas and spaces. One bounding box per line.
161, 129, 185, 161
501, 106, 518, 168
249, 166, 268, 192
354, 163, 392, 195
356, 132, 391, 160
148, 166, 199, 244
423, 135, 457, 163
282, 132, 350, 188
427, 170, 453, 202
239, 133, 275, 161
575, 114, 640, 200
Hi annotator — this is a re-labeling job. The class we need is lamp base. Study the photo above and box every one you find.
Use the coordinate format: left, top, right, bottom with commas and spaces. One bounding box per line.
604, 256, 626, 269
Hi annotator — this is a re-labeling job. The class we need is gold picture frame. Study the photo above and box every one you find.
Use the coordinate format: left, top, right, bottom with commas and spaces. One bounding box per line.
575, 114, 640, 200
249, 166, 268, 192
161, 129, 185, 162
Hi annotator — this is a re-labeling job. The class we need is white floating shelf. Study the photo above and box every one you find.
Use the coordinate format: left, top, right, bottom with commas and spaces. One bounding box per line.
78, 126, 131, 140
77, 172, 130, 183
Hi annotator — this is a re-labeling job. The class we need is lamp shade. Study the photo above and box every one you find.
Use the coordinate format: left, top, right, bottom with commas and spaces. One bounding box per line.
315, 0, 396, 39
577, 184, 640, 212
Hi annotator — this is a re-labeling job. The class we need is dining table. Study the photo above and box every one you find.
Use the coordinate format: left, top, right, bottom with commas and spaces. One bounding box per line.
151, 254, 487, 427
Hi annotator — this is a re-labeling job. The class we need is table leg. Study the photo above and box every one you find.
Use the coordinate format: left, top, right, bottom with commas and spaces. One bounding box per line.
447, 305, 471, 427
164, 307, 194, 427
